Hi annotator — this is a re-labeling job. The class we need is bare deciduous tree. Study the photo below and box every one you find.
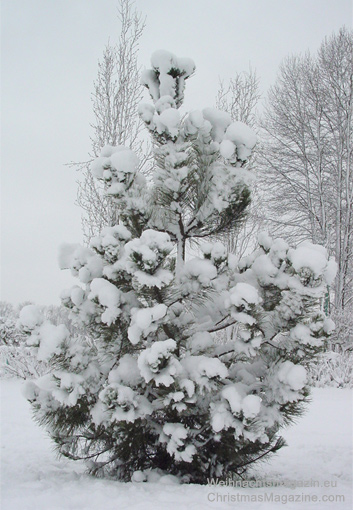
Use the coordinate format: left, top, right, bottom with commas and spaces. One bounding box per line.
216, 68, 263, 258
216, 68, 260, 129
75, 0, 149, 242
259, 27, 353, 343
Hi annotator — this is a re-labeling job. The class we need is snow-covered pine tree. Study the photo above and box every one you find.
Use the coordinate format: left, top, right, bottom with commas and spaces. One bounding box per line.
20, 50, 337, 484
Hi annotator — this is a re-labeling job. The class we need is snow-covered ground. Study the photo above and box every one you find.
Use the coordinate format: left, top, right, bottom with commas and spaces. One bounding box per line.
1, 379, 352, 510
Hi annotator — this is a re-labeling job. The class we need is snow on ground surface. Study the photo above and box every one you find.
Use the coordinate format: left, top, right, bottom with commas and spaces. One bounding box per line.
1, 379, 352, 510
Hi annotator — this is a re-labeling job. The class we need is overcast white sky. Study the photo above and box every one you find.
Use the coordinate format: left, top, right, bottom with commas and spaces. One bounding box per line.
1, 0, 352, 306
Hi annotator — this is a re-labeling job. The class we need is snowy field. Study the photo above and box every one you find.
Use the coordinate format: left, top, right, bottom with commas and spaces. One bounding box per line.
1, 379, 352, 510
